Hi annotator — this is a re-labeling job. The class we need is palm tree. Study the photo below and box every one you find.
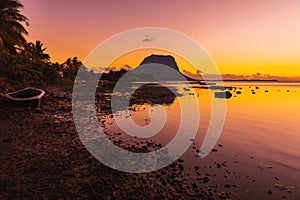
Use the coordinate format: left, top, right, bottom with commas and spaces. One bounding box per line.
0, 0, 29, 54
22, 40, 50, 62
62, 57, 82, 80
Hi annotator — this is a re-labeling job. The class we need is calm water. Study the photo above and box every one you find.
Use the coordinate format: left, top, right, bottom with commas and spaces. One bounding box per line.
100, 81, 300, 199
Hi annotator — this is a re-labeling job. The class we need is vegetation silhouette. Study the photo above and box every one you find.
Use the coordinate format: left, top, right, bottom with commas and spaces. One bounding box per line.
0, 0, 29, 54
0, 1, 85, 94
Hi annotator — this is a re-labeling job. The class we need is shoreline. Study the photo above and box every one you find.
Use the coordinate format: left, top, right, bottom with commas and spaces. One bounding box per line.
0, 85, 235, 199
1, 83, 299, 199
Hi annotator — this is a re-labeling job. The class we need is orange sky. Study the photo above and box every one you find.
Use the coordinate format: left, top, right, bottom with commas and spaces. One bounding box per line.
21, 0, 300, 76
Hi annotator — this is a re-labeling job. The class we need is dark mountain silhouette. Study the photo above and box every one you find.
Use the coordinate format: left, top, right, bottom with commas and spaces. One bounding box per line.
138, 54, 196, 81
140, 55, 180, 72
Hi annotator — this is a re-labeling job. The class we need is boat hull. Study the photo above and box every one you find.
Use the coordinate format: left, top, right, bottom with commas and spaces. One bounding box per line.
5, 87, 45, 107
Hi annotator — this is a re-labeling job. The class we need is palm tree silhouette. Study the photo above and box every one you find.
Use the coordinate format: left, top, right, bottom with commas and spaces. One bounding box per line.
22, 40, 50, 62
62, 57, 82, 80
0, 0, 29, 54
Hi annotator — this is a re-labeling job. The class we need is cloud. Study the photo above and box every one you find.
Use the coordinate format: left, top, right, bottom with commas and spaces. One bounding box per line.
202, 73, 300, 81
142, 34, 155, 42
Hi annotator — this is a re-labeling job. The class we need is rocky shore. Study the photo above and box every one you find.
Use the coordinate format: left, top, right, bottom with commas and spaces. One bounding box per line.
0, 85, 236, 199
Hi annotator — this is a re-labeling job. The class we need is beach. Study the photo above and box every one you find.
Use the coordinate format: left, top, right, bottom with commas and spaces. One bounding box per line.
0, 82, 299, 199
0, 85, 233, 199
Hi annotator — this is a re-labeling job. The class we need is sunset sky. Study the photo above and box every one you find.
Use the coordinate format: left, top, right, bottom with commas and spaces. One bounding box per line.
21, 0, 300, 76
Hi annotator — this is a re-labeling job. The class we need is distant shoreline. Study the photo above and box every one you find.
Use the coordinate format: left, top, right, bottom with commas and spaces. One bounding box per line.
209, 79, 300, 82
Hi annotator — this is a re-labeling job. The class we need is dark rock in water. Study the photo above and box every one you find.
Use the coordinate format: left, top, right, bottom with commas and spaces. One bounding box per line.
252, 91, 256, 94
214, 91, 232, 99
236, 91, 242, 94
224, 86, 237, 91
265, 90, 269, 92
256, 86, 260, 89
130, 83, 176, 106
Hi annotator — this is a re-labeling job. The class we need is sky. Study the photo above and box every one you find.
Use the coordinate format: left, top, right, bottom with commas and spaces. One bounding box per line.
20, 0, 300, 76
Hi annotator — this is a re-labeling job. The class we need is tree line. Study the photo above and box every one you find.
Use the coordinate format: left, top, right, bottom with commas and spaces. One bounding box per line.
0, 0, 139, 95
0, 0, 82, 93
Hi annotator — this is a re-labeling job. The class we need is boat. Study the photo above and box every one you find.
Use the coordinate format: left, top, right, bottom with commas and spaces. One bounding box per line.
5, 87, 45, 107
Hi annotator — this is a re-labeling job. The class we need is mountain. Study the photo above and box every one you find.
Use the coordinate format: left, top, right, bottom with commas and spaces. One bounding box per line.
140, 55, 180, 72
137, 54, 196, 81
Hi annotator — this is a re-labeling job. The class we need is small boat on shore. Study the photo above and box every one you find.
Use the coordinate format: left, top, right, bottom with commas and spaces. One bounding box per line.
5, 87, 45, 107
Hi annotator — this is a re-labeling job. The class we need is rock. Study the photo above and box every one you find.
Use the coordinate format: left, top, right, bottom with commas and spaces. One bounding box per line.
34, 108, 42, 113
214, 91, 232, 99
268, 191, 273, 195
274, 183, 283, 188
178, 164, 184, 170
202, 176, 210, 183
2, 137, 13, 143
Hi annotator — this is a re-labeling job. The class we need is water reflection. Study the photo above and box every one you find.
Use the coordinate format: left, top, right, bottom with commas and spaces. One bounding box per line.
95, 82, 181, 114
130, 83, 177, 106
